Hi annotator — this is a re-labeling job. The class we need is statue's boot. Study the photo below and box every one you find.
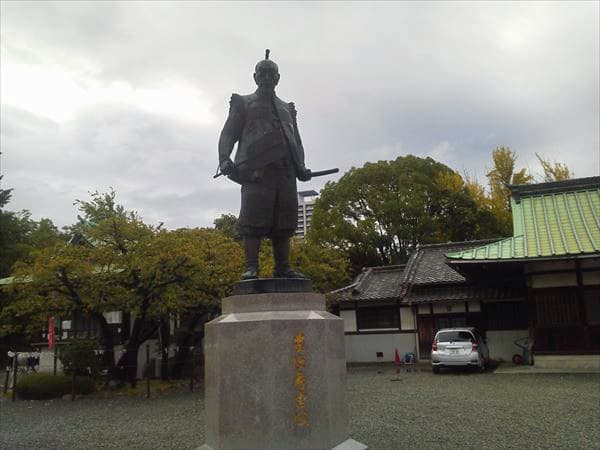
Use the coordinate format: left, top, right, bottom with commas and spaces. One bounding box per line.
272, 236, 307, 279
241, 236, 260, 280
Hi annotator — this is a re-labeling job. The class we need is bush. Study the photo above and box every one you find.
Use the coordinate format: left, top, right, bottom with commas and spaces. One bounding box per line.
15, 373, 95, 400
59, 339, 102, 378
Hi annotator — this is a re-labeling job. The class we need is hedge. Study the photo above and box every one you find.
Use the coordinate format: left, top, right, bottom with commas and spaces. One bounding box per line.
15, 373, 95, 400
59, 338, 102, 377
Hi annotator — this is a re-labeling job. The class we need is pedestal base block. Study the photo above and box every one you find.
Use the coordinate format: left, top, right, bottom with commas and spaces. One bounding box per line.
233, 277, 313, 295
202, 292, 366, 450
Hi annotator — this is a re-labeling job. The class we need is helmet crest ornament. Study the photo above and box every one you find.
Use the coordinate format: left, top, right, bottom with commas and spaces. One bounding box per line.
255, 49, 278, 74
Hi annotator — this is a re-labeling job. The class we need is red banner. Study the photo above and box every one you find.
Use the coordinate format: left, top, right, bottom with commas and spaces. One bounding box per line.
48, 317, 55, 350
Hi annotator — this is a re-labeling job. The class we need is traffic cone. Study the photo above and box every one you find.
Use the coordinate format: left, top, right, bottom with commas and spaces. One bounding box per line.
394, 349, 401, 365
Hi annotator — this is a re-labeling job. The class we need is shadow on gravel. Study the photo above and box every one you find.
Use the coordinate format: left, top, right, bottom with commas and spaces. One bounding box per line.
348, 360, 501, 376
432, 366, 496, 375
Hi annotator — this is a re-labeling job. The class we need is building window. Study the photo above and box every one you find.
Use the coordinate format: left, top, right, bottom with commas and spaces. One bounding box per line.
485, 302, 528, 330
72, 312, 101, 338
357, 307, 399, 330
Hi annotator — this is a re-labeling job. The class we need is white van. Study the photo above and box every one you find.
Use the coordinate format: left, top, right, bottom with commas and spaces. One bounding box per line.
431, 327, 489, 373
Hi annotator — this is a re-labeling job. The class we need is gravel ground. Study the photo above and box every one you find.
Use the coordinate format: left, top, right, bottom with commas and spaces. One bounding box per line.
1, 367, 599, 449
346, 367, 600, 449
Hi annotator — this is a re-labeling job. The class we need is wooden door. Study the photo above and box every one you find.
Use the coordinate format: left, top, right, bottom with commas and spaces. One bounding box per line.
418, 316, 435, 359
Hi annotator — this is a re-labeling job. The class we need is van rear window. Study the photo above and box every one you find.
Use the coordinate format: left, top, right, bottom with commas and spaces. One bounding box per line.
436, 331, 474, 342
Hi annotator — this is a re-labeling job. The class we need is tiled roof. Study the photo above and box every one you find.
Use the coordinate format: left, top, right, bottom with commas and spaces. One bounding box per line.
447, 177, 600, 261
330, 240, 522, 305
401, 240, 500, 286
405, 285, 525, 304
331, 265, 405, 302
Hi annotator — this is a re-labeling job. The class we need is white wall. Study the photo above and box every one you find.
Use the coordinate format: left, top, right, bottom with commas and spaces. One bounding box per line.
400, 307, 415, 330
136, 338, 162, 379
137, 340, 181, 379
35, 340, 170, 379
486, 330, 528, 362
344, 333, 417, 363
340, 310, 357, 332
37, 349, 62, 373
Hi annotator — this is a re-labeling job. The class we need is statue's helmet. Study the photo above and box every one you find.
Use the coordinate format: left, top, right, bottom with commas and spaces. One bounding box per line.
254, 49, 279, 74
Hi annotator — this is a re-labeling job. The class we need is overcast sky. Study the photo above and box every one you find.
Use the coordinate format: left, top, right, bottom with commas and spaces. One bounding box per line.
1, 1, 599, 230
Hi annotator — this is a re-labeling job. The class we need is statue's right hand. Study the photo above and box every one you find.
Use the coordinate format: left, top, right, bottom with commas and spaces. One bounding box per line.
220, 159, 235, 176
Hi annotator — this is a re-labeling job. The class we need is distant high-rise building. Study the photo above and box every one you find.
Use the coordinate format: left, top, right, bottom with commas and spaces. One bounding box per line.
296, 190, 318, 239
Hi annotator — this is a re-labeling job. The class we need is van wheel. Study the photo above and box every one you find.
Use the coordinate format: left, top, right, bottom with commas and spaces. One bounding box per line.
432, 366, 440, 374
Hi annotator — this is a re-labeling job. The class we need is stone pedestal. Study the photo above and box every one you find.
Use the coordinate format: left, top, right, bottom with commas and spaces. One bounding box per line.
201, 284, 366, 450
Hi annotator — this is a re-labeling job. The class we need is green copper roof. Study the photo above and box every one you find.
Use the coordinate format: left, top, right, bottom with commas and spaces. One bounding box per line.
447, 177, 600, 261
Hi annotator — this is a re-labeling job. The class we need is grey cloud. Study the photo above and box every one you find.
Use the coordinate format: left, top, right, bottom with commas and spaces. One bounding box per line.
3, 102, 231, 228
1, 1, 598, 229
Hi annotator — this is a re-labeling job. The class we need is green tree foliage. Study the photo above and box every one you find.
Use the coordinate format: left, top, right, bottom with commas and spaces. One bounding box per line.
0, 178, 65, 277
435, 171, 507, 241
309, 155, 504, 274
535, 153, 573, 182
5, 190, 244, 385
59, 338, 103, 377
290, 240, 351, 293
213, 213, 239, 241
0, 177, 12, 208
16, 373, 95, 399
0, 210, 65, 277
0, 210, 28, 278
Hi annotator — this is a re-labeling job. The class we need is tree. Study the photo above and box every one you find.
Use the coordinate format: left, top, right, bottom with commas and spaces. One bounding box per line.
309, 155, 504, 275
0, 210, 27, 278
289, 240, 351, 293
0, 177, 12, 209
486, 147, 533, 209
213, 213, 239, 241
59, 338, 103, 378
535, 153, 573, 182
434, 171, 507, 241
0, 178, 65, 277
6, 191, 244, 385
485, 147, 534, 234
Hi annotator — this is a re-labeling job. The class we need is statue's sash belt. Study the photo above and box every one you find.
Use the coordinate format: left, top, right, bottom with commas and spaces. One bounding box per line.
238, 131, 288, 170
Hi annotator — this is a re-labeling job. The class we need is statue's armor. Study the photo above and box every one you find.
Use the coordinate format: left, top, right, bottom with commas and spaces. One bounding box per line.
220, 92, 306, 177
218, 90, 307, 238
